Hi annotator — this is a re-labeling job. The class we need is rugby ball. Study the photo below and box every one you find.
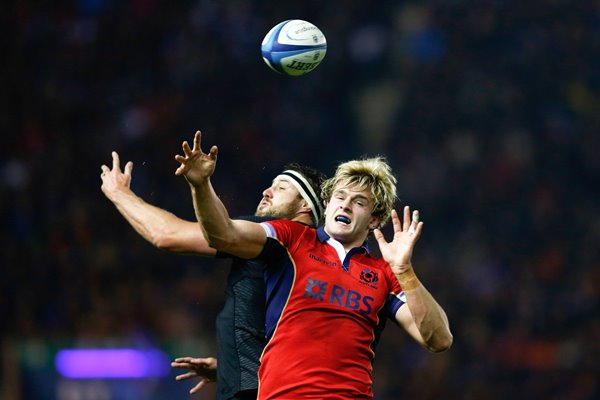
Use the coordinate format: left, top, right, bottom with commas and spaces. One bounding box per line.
261, 20, 327, 76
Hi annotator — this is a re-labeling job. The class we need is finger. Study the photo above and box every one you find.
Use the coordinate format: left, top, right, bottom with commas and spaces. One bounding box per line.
193, 130, 201, 152
173, 357, 194, 363
408, 210, 419, 235
402, 206, 411, 232
124, 161, 133, 177
410, 210, 419, 233
390, 209, 401, 234
112, 151, 120, 171
189, 357, 210, 364
413, 221, 424, 240
174, 155, 187, 176
373, 228, 386, 246
409, 210, 420, 234
171, 361, 192, 368
188, 359, 210, 367
182, 140, 193, 156
100, 165, 110, 174
175, 371, 196, 381
190, 380, 207, 394
208, 145, 218, 160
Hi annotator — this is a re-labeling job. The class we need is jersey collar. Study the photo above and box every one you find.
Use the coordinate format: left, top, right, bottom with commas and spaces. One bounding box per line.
316, 226, 371, 254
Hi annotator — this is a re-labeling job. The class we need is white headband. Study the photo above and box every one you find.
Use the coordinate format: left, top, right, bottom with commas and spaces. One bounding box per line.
277, 170, 323, 225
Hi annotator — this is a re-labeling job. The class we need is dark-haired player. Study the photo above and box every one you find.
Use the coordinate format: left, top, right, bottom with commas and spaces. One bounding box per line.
101, 147, 326, 400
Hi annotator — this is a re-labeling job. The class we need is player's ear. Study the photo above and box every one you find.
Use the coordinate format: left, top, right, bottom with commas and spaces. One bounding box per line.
368, 215, 381, 230
299, 199, 312, 213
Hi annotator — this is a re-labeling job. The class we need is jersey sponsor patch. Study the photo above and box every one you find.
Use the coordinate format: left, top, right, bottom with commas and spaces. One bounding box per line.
303, 276, 374, 315
304, 278, 327, 301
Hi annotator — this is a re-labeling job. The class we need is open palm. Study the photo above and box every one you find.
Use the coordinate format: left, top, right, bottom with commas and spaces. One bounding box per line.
373, 206, 423, 275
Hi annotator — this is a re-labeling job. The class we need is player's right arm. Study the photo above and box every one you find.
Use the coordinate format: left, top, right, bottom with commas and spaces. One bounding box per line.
175, 131, 267, 260
101, 151, 216, 256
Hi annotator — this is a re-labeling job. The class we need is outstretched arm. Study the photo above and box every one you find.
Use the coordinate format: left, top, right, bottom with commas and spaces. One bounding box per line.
171, 356, 217, 394
374, 206, 453, 353
100, 151, 216, 255
174, 131, 267, 259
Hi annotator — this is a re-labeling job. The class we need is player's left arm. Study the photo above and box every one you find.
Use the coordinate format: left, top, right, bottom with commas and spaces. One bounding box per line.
374, 206, 453, 353
393, 281, 452, 352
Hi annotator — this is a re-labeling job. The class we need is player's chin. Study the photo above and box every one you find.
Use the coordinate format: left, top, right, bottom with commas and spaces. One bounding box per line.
330, 226, 353, 240
255, 206, 269, 216
333, 221, 353, 231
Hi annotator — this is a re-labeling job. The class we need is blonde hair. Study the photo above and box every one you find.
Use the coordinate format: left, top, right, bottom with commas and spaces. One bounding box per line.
321, 157, 397, 227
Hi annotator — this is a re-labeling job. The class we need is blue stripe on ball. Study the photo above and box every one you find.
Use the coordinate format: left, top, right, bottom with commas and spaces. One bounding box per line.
261, 20, 290, 74
269, 48, 326, 60
271, 43, 327, 52
261, 20, 289, 54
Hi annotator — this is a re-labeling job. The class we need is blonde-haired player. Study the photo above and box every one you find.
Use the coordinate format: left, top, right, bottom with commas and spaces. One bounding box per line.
176, 131, 452, 399
321, 156, 397, 228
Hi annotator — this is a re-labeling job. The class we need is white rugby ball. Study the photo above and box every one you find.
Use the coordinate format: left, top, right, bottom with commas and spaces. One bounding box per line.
261, 20, 327, 76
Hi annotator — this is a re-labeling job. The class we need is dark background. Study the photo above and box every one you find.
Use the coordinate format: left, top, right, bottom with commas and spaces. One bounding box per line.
1, 0, 598, 399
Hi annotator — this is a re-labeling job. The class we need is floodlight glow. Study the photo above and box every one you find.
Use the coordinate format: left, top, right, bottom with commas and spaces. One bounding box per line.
55, 349, 170, 378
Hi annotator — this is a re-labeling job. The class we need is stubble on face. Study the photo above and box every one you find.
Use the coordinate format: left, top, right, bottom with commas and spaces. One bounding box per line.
255, 199, 300, 220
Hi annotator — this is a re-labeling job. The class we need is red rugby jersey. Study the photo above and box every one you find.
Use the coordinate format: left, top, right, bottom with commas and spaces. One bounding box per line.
258, 220, 405, 399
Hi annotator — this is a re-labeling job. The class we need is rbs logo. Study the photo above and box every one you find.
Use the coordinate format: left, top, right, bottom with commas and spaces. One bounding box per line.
304, 278, 374, 315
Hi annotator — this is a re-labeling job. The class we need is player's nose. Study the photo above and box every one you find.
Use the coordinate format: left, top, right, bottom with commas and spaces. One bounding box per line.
339, 198, 351, 211
263, 187, 273, 198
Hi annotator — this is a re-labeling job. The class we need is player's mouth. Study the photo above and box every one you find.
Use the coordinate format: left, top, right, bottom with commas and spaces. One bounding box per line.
258, 199, 271, 208
335, 215, 351, 225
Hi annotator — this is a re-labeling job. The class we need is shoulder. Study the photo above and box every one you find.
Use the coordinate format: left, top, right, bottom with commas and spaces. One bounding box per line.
235, 215, 274, 223
262, 219, 312, 236
261, 221, 317, 255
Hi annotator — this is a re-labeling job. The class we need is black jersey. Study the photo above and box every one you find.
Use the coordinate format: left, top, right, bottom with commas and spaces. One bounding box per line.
214, 215, 272, 400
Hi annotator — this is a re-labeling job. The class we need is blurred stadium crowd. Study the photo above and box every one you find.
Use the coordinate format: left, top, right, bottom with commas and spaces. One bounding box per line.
1, 0, 598, 399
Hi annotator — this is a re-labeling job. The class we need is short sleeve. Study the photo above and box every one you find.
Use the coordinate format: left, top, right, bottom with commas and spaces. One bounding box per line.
215, 215, 274, 259
259, 219, 303, 248
386, 291, 407, 319
384, 265, 406, 319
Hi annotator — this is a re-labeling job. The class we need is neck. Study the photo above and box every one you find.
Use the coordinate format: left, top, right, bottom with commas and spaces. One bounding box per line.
291, 213, 314, 227
324, 227, 368, 252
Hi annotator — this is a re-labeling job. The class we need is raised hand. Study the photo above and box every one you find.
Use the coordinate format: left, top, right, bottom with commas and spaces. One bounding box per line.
100, 151, 134, 200
174, 130, 218, 186
373, 206, 423, 275
171, 356, 217, 394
